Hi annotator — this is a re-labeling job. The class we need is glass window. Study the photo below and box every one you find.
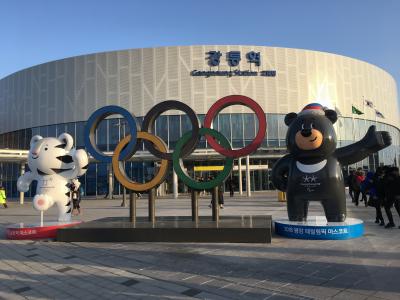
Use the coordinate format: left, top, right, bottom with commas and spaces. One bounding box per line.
243, 114, 255, 139
119, 118, 130, 139
108, 118, 120, 152
198, 114, 205, 125
96, 163, 107, 196
11, 131, 17, 149
181, 115, 192, 134
39, 126, 48, 138
125, 161, 132, 179
231, 114, 243, 148
65, 123, 75, 141
212, 115, 218, 131
168, 115, 180, 149
85, 163, 97, 196
16, 130, 22, 149
131, 162, 144, 183
48, 125, 56, 138
96, 119, 108, 151
56, 124, 66, 136
277, 115, 287, 146
267, 114, 279, 147
219, 114, 231, 144
7, 132, 13, 149
24, 128, 32, 149
136, 117, 145, 151
12, 131, 18, 149
344, 118, 353, 141
75, 122, 85, 149
155, 115, 168, 146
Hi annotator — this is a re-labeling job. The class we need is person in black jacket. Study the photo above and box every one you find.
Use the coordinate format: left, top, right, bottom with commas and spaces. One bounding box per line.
383, 167, 400, 228
373, 167, 385, 226
228, 177, 235, 197
347, 169, 355, 202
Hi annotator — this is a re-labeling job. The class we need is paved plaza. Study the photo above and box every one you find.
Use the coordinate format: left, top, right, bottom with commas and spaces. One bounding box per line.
0, 191, 399, 300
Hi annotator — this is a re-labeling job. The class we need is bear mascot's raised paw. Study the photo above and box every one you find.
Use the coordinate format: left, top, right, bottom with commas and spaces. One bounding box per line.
272, 103, 391, 222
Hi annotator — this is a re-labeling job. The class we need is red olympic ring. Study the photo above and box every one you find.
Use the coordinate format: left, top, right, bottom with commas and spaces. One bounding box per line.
203, 95, 267, 158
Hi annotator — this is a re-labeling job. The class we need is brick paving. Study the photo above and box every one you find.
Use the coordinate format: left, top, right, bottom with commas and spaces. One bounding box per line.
0, 191, 400, 299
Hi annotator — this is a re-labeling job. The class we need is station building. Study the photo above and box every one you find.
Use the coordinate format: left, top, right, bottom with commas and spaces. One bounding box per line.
0, 45, 399, 198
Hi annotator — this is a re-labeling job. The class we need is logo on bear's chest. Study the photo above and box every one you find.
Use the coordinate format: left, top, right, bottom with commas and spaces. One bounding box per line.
300, 174, 321, 192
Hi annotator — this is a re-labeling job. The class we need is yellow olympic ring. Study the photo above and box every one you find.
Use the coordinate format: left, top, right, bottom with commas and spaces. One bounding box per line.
112, 132, 169, 192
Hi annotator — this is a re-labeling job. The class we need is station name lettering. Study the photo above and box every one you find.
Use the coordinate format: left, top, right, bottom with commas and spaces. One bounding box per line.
191, 70, 276, 78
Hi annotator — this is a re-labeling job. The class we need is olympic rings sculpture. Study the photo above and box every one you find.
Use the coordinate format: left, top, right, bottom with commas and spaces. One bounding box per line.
84, 95, 267, 192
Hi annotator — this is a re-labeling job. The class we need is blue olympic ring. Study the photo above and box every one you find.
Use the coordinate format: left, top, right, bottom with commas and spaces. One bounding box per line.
84, 105, 140, 163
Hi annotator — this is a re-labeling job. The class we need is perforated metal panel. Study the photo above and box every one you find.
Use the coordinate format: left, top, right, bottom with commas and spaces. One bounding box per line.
0, 46, 398, 134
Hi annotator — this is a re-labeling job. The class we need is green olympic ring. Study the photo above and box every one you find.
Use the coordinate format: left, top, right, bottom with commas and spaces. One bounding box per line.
173, 127, 233, 190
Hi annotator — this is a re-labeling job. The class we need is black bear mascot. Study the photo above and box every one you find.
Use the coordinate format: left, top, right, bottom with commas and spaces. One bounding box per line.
272, 103, 391, 222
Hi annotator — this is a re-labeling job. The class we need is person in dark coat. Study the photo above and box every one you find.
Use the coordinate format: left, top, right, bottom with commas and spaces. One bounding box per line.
228, 177, 235, 197
363, 171, 384, 225
218, 184, 225, 209
373, 167, 386, 226
347, 169, 355, 202
383, 167, 400, 228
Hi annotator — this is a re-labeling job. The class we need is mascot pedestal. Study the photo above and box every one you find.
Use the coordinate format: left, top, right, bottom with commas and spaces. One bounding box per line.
272, 103, 391, 240
7, 133, 88, 240
6, 221, 82, 240
274, 217, 364, 240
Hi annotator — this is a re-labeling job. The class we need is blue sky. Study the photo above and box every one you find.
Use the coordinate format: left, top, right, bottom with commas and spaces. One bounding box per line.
1, 0, 399, 99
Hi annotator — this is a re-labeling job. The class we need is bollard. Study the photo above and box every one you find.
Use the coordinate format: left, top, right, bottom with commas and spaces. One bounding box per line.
148, 188, 156, 223
212, 186, 219, 222
191, 189, 199, 223
129, 191, 136, 223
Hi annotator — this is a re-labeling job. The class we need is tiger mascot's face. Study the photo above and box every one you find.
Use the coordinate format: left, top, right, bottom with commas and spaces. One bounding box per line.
28, 133, 75, 176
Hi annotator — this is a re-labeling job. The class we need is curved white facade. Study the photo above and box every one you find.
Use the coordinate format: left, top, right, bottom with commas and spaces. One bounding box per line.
0, 45, 399, 134
0, 45, 399, 198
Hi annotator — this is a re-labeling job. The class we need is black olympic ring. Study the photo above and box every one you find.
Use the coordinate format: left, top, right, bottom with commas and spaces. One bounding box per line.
141, 100, 200, 160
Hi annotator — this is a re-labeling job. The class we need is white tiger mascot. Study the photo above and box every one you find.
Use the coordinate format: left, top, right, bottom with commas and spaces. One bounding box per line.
17, 133, 88, 222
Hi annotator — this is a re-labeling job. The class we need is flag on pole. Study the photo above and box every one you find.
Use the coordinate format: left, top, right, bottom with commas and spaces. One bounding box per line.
352, 105, 363, 115
375, 109, 385, 118
364, 99, 374, 108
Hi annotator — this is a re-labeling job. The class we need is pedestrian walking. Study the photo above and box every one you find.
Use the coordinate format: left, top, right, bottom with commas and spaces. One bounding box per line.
352, 169, 366, 206
0, 186, 7, 208
363, 171, 384, 225
347, 169, 355, 202
228, 177, 235, 197
383, 167, 400, 228
218, 184, 224, 209
372, 167, 386, 226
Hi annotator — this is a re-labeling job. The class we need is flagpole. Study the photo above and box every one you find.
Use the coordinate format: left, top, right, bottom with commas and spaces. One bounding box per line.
352, 104, 356, 143
362, 96, 367, 128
